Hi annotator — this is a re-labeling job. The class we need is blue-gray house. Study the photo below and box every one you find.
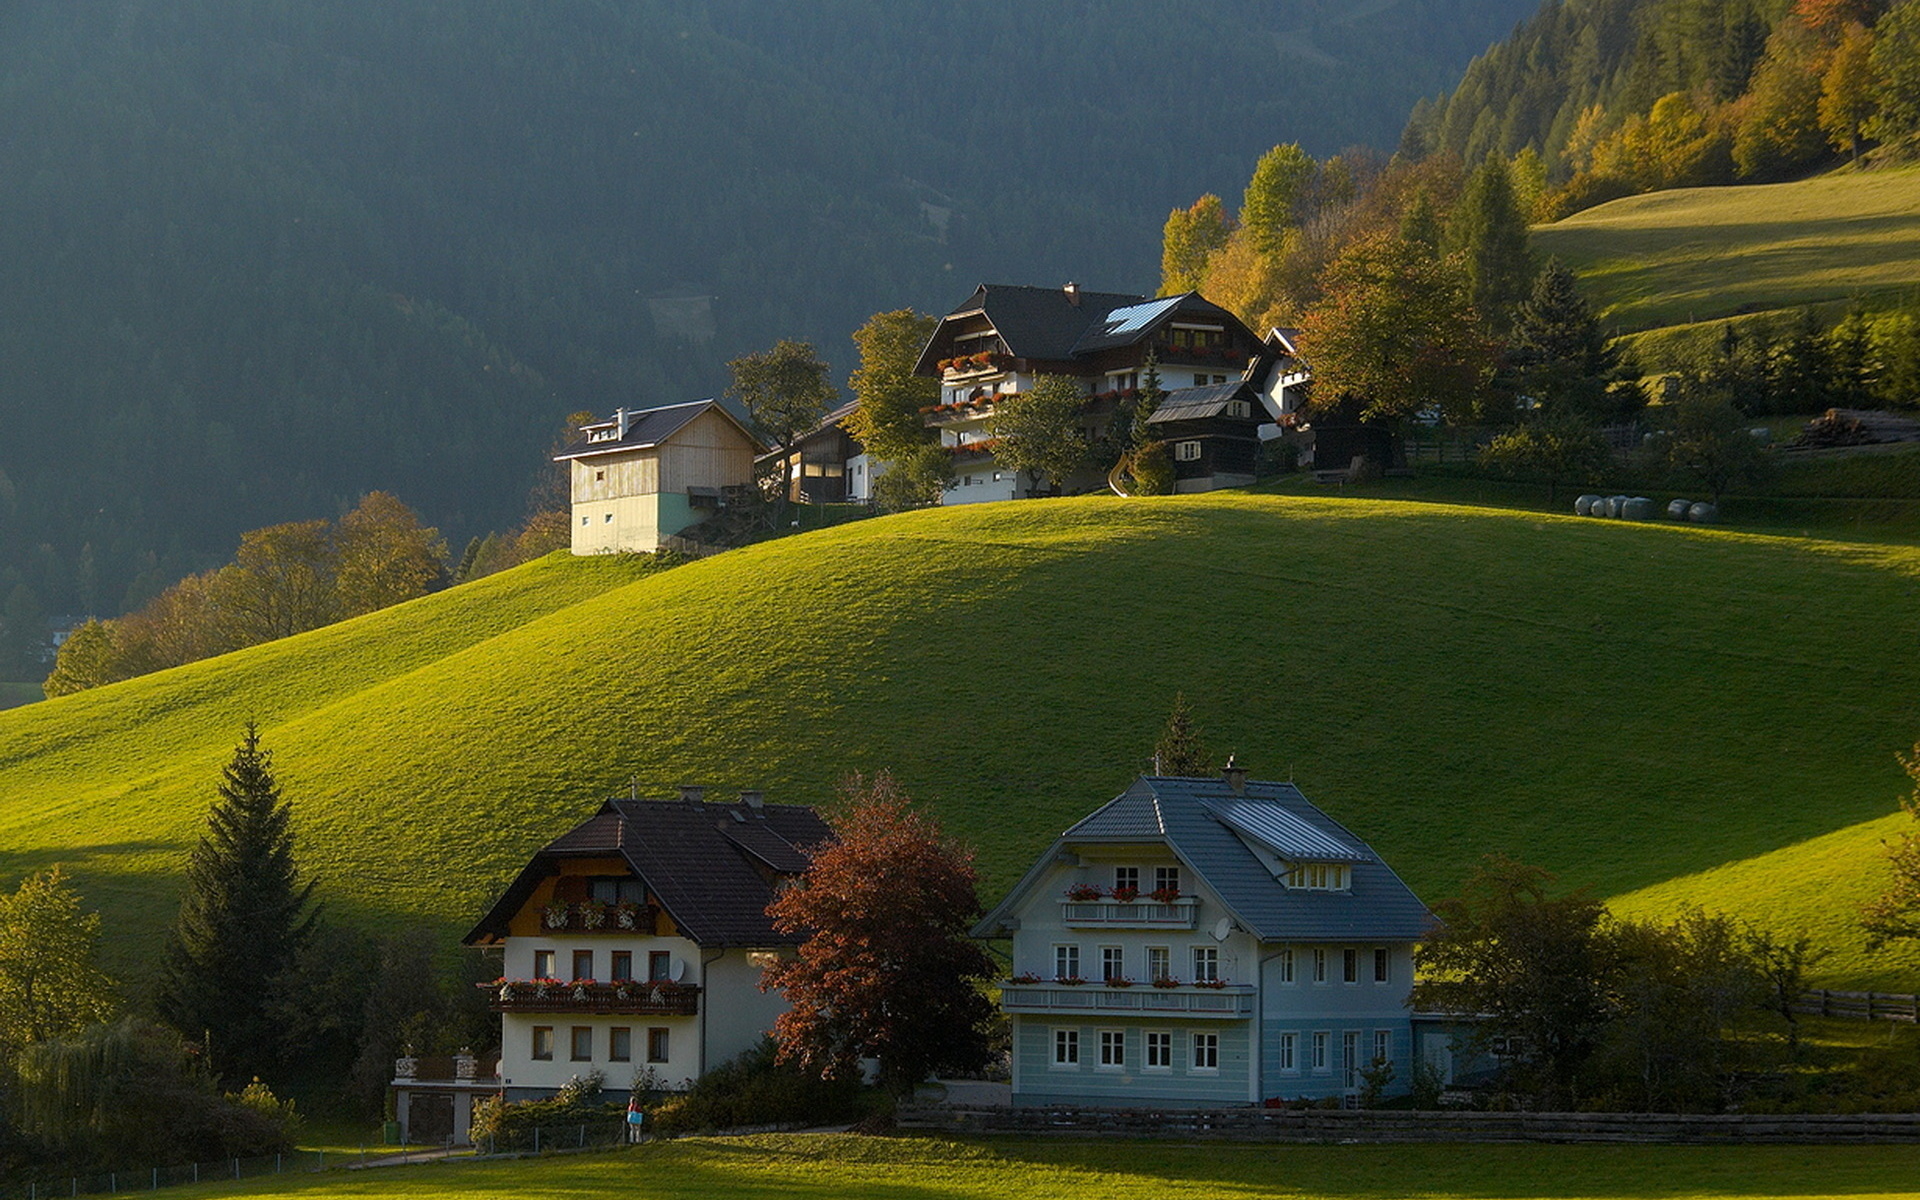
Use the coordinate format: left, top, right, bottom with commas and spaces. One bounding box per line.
974, 767, 1434, 1107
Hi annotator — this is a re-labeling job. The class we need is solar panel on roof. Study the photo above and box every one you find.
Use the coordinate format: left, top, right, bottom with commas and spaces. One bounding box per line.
1202, 798, 1372, 863
1099, 296, 1181, 338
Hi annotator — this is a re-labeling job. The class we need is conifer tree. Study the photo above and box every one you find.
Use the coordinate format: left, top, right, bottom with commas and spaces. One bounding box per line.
1446, 156, 1536, 331
157, 725, 317, 1084
1153, 694, 1212, 776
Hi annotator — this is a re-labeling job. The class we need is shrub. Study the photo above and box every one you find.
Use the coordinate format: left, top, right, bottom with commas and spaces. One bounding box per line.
469, 1070, 624, 1148
647, 1040, 861, 1136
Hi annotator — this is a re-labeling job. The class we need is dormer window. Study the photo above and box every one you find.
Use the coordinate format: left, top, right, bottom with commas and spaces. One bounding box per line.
1283, 863, 1350, 891
587, 427, 619, 443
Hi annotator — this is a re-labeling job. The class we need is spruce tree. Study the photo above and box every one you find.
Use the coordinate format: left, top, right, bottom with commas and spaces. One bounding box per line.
1153, 694, 1213, 776
157, 724, 317, 1083
1446, 155, 1536, 331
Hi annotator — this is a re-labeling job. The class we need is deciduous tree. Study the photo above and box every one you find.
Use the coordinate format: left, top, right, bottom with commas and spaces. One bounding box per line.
728, 340, 837, 506
1242, 143, 1315, 254
991, 374, 1089, 496
1160, 194, 1232, 295
157, 725, 318, 1084
0, 868, 115, 1058
1862, 742, 1920, 947
333, 491, 447, 618
1477, 414, 1615, 504
763, 773, 995, 1095
845, 309, 939, 464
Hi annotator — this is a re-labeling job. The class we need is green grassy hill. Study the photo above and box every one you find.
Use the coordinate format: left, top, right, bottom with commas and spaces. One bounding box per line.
1532, 167, 1920, 334
5, 493, 1919, 989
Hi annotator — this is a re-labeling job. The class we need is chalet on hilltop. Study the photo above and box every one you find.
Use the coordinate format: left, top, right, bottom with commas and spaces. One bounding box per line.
392, 787, 830, 1143
555, 400, 762, 554
976, 767, 1435, 1108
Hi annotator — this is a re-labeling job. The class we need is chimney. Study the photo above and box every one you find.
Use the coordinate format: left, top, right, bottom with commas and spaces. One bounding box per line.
677, 784, 706, 805
1223, 755, 1246, 795
1063, 281, 1081, 306
616, 407, 632, 439
740, 789, 765, 810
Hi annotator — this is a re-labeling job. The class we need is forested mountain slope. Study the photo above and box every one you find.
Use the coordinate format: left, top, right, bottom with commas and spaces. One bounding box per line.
0, 0, 1534, 633
4, 494, 1917, 991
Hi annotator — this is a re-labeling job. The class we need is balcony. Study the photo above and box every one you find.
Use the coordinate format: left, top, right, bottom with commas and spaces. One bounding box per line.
484, 979, 700, 1017
1059, 897, 1198, 929
536, 901, 659, 935
999, 981, 1254, 1019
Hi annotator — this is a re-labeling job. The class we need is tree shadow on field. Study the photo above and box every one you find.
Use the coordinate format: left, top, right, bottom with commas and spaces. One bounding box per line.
0, 841, 179, 880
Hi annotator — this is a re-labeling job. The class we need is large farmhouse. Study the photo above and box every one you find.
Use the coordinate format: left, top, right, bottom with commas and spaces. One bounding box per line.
555, 400, 762, 553
395, 787, 831, 1142
975, 768, 1433, 1107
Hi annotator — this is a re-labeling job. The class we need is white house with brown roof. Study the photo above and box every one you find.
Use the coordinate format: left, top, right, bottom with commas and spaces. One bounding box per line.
391, 787, 832, 1142
555, 400, 763, 553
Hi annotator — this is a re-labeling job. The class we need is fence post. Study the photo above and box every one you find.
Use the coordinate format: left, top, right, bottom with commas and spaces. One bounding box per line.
578, 1124, 585, 1148
533, 1126, 540, 1154
232, 1159, 239, 1181
151, 1167, 157, 1190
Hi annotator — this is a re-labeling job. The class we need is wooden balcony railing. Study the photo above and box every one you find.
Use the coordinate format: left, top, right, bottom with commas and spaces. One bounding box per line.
536, 902, 659, 935
485, 979, 700, 1017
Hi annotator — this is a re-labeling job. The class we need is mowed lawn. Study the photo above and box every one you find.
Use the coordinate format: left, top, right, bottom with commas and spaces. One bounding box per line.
1532, 167, 1920, 330
4, 492, 1920, 989
152, 1135, 1920, 1200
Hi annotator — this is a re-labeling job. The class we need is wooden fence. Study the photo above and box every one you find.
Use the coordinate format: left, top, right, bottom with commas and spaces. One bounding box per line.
1793, 989, 1919, 1023
896, 1104, 1920, 1144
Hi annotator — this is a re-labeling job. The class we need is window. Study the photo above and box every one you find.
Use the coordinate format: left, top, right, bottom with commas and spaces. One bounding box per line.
594, 469, 605, 481
581, 516, 589, 526
1278, 1032, 1298, 1072
1191, 1032, 1219, 1072
571, 1026, 593, 1062
1193, 374, 1208, 387
533, 949, 555, 980
611, 951, 633, 982
610, 1027, 632, 1063
604, 513, 613, 523
1114, 866, 1139, 893
1146, 946, 1171, 983
532, 1026, 554, 1061
1053, 1029, 1080, 1067
573, 950, 594, 981
648, 951, 672, 981
1284, 863, 1350, 891
1145, 1031, 1172, 1070
1343, 948, 1358, 985
1374, 948, 1390, 984
1312, 948, 1327, 983
588, 878, 645, 904
1055, 944, 1080, 981
1312, 1031, 1329, 1072
1100, 946, 1124, 983
1276, 948, 1295, 984
963, 475, 975, 486
1155, 866, 1181, 894
1227, 399, 1250, 417
1192, 946, 1219, 983
647, 1027, 670, 1064
1344, 1032, 1361, 1088
1174, 440, 1201, 461
1373, 1030, 1392, 1069
1099, 1030, 1125, 1068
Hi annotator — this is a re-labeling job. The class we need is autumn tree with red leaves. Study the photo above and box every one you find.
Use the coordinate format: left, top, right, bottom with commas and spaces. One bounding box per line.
763, 773, 996, 1096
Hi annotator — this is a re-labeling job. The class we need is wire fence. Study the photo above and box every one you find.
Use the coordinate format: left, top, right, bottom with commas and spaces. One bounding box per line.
475, 1120, 635, 1156
2, 1150, 326, 1200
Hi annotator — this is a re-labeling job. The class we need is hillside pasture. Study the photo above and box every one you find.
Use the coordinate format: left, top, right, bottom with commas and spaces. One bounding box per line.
145, 1134, 1920, 1200
1534, 168, 1920, 332
2, 494, 1918, 989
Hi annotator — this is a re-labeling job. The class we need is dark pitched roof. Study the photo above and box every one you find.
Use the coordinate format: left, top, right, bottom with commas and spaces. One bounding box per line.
979, 776, 1432, 943
1071, 293, 1246, 356
465, 796, 833, 948
1147, 381, 1262, 425
554, 399, 762, 461
914, 284, 1147, 372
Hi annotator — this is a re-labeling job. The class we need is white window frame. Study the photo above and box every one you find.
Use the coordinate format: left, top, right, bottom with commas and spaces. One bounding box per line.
1100, 945, 1125, 983
1174, 440, 1202, 461
1145, 1030, 1173, 1071
1312, 948, 1327, 984
1373, 1029, 1392, 1069
1312, 1031, 1329, 1072
1098, 1029, 1125, 1070
1114, 866, 1139, 893
1190, 1032, 1220, 1073
1278, 1031, 1298, 1073
1344, 1031, 1362, 1089
1052, 1028, 1080, 1068
1155, 866, 1181, 893
1276, 948, 1295, 984
1374, 947, 1390, 984
1192, 945, 1219, 983
1343, 947, 1359, 985
1054, 944, 1080, 981
1146, 945, 1171, 982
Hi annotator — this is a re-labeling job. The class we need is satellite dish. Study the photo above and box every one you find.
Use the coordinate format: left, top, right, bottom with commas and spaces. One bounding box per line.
1211, 917, 1233, 942
671, 957, 688, 982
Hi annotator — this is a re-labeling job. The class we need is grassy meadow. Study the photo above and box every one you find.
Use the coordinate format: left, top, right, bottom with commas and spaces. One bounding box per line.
4, 491, 1919, 990
143, 1135, 1920, 1200
1532, 166, 1920, 331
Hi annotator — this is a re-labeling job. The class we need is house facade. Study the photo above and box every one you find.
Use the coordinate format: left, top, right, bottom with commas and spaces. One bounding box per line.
444, 787, 831, 1134
913, 283, 1272, 501
555, 400, 762, 553
975, 769, 1432, 1108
